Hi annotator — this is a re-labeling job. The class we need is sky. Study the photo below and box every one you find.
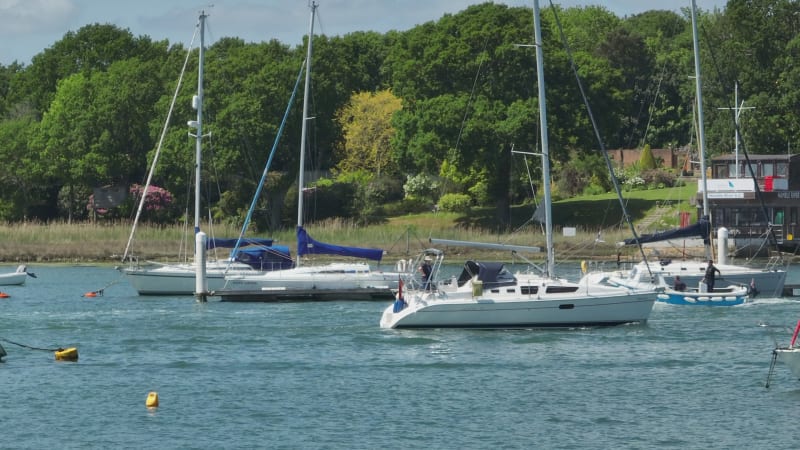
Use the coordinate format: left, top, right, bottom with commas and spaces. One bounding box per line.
0, 0, 727, 66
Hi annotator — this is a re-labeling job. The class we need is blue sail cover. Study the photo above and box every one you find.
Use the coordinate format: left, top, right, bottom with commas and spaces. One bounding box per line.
234, 245, 294, 271
206, 237, 293, 270
622, 216, 711, 246
296, 226, 384, 262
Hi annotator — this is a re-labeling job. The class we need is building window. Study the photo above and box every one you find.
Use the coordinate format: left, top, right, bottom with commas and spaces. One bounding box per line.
763, 163, 774, 177
728, 163, 739, 177
777, 162, 788, 177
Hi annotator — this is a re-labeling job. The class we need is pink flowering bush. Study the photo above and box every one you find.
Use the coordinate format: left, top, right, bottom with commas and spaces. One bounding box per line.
130, 184, 173, 211
87, 184, 177, 222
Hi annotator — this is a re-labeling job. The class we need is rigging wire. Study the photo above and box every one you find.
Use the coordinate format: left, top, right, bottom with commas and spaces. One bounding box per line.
547, 0, 653, 277
122, 21, 199, 263
698, 21, 784, 263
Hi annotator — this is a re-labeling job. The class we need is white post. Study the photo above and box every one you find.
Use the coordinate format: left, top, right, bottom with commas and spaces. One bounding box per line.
195, 231, 208, 302
717, 227, 729, 266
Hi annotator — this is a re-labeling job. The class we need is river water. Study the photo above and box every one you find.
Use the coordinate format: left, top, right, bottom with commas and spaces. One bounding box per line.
2, 264, 800, 449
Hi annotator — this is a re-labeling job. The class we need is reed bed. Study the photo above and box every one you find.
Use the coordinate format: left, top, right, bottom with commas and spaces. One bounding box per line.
0, 218, 693, 265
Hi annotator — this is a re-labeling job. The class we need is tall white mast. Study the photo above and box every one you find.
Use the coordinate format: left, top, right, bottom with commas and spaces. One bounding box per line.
296, 1, 317, 267
192, 11, 206, 235
691, 0, 708, 219
691, 0, 711, 260
191, 11, 208, 300
532, 0, 554, 277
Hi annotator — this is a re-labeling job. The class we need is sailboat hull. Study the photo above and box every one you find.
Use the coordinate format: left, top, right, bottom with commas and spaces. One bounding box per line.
775, 348, 800, 379
381, 275, 656, 329
121, 262, 258, 295
221, 263, 400, 292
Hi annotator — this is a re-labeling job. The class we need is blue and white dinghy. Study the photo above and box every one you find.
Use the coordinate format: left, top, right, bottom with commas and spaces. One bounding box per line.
656, 284, 749, 306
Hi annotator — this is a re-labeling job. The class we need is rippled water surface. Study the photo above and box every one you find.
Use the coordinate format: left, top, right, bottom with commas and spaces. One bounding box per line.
2, 264, 800, 449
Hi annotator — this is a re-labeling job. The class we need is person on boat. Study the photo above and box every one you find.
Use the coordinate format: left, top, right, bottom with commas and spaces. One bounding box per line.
419, 256, 433, 290
705, 259, 721, 292
673, 276, 686, 292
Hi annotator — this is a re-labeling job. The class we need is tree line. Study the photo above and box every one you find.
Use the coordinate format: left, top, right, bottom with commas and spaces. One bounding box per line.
0, 0, 797, 231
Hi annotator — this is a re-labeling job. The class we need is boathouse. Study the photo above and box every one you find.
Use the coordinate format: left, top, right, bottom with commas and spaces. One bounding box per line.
700, 153, 800, 254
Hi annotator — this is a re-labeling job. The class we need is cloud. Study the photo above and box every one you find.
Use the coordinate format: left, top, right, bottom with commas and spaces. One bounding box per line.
0, 0, 77, 35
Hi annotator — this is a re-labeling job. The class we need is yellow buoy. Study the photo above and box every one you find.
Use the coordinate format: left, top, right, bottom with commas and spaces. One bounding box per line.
54, 347, 78, 362
146, 391, 159, 408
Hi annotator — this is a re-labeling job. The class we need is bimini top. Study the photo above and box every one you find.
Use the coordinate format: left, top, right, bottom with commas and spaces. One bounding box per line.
297, 226, 384, 262
456, 261, 517, 288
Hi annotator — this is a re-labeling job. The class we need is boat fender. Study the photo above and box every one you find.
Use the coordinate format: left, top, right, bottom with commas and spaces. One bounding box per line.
472, 278, 483, 297
580, 260, 588, 274
395, 259, 406, 273
54, 347, 78, 362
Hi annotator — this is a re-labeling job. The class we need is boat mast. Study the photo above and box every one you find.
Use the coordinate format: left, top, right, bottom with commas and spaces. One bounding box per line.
532, 0, 554, 277
192, 11, 207, 236
691, 0, 711, 260
296, 1, 317, 267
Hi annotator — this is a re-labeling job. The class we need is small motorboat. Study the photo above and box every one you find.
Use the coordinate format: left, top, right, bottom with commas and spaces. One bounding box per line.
656, 284, 749, 306
0, 265, 35, 286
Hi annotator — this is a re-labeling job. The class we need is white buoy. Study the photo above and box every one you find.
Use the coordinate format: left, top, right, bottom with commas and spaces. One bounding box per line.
717, 227, 729, 265
195, 231, 208, 302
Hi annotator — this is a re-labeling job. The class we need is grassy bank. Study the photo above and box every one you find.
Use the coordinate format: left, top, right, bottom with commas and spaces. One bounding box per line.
0, 185, 704, 265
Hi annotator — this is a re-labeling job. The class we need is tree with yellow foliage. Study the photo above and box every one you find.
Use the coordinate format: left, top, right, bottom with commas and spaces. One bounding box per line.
335, 89, 402, 178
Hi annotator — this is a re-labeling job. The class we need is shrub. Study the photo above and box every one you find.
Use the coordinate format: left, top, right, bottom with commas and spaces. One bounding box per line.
403, 173, 439, 201
623, 176, 645, 190
640, 169, 676, 188
582, 183, 606, 196
437, 193, 472, 213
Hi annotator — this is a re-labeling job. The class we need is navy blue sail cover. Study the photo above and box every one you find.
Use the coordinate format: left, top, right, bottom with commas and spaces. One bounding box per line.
206, 237, 293, 270
234, 245, 293, 271
296, 226, 384, 261
622, 215, 711, 246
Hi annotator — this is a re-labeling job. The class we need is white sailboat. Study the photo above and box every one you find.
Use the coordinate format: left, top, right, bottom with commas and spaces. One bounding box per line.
616, 0, 787, 298
380, 0, 661, 329
218, 2, 401, 300
119, 11, 292, 296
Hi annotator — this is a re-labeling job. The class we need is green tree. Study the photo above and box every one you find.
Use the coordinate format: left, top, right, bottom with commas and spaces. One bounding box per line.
639, 144, 657, 170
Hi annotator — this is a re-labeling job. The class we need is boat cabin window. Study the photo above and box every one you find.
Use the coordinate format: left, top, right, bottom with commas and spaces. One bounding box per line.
545, 286, 580, 294
521, 286, 538, 295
